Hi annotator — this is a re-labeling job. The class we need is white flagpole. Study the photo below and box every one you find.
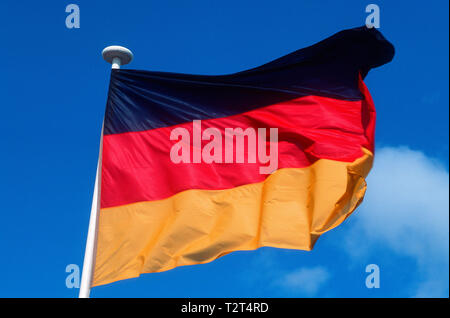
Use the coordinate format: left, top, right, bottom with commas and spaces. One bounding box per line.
78, 129, 103, 298
78, 46, 133, 298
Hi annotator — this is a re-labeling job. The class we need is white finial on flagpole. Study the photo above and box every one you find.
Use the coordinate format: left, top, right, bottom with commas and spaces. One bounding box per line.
102, 45, 134, 69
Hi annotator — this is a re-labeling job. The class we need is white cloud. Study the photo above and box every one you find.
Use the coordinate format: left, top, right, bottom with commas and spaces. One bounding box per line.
277, 266, 330, 296
344, 146, 449, 297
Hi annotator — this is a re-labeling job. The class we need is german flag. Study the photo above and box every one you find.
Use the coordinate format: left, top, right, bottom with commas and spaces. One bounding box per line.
93, 26, 394, 286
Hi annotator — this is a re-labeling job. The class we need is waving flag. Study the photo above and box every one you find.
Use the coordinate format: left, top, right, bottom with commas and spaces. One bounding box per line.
93, 26, 394, 286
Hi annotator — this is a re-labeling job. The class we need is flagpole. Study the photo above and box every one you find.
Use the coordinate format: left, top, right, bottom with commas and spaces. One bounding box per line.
78, 131, 102, 298
78, 46, 133, 298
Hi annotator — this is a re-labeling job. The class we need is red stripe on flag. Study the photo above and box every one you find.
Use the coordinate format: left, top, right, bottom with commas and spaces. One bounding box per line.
101, 89, 375, 209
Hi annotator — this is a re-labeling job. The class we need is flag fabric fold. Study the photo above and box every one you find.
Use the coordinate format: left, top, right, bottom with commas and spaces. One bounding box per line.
93, 26, 394, 287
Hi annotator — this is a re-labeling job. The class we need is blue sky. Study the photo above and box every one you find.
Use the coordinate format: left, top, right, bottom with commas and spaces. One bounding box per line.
0, 1, 448, 298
